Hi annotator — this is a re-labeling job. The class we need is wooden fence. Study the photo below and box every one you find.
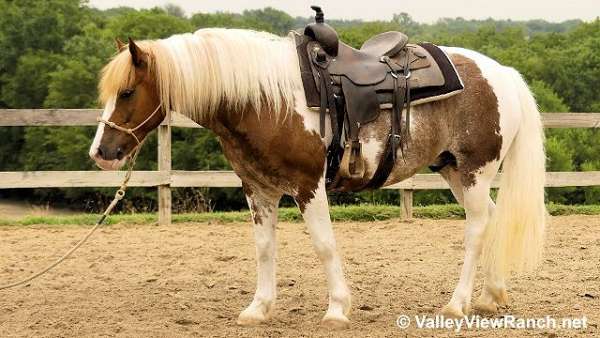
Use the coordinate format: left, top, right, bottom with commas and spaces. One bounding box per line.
1, 109, 600, 225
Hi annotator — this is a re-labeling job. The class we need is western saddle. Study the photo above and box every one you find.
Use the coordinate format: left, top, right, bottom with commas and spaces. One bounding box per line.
296, 6, 462, 191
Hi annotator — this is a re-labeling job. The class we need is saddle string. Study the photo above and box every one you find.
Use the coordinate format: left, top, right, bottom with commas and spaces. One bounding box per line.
0, 104, 163, 290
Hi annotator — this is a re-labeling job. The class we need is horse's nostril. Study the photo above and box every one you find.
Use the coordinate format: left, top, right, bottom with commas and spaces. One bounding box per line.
116, 147, 124, 160
97, 146, 105, 159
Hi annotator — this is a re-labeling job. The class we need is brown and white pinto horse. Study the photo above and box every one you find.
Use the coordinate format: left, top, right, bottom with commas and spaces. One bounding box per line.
89, 29, 546, 328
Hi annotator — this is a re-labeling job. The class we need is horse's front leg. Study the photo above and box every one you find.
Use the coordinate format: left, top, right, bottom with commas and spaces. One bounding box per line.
237, 186, 281, 326
296, 177, 351, 328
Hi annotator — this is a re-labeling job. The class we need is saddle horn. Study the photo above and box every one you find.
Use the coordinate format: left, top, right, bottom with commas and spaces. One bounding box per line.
304, 6, 339, 56
311, 5, 324, 23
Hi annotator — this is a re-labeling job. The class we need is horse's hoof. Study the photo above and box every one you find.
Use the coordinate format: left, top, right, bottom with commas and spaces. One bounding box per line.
321, 314, 350, 329
441, 303, 467, 318
237, 309, 268, 326
479, 286, 509, 307
495, 289, 509, 307
473, 301, 498, 314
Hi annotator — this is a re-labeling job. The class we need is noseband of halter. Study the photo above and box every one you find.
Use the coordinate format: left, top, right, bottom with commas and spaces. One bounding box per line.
96, 103, 163, 145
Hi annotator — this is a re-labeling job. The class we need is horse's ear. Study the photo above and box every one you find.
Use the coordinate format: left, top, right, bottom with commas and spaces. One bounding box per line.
115, 38, 126, 52
128, 37, 144, 67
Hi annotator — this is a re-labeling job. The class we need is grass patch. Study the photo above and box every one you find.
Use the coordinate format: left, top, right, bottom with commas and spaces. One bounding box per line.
1, 203, 599, 226
546, 202, 600, 216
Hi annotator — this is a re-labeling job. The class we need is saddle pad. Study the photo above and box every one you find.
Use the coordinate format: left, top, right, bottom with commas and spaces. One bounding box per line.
409, 42, 464, 105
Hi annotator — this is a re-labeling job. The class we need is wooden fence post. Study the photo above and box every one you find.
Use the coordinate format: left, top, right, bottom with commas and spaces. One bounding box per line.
157, 111, 172, 226
400, 189, 414, 220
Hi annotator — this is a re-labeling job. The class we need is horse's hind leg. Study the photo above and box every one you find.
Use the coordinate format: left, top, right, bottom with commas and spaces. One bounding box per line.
439, 166, 465, 205
473, 195, 509, 314
440, 166, 508, 315
440, 164, 497, 317
237, 186, 281, 326
474, 265, 509, 313
296, 177, 351, 328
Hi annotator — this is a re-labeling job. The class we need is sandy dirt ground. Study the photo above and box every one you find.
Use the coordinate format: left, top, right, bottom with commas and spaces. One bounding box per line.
0, 215, 598, 337
0, 199, 76, 220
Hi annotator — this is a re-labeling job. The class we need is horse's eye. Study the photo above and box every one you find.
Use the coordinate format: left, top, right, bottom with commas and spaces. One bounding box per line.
119, 89, 134, 99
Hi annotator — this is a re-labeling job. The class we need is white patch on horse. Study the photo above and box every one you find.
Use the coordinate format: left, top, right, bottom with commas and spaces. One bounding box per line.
293, 89, 332, 145
361, 137, 383, 173
89, 96, 116, 158
298, 175, 351, 326
238, 193, 279, 325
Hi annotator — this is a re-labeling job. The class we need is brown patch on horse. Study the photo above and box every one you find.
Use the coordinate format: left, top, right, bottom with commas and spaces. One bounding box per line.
445, 54, 502, 187
209, 103, 325, 213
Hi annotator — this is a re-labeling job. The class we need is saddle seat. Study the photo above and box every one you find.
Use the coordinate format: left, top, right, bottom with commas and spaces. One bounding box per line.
360, 31, 409, 57
326, 41, 407, 85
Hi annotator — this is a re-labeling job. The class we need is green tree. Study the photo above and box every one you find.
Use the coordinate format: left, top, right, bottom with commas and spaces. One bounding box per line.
1, 52, 62, 108
242, 7, 295, 35
163, 3, 185, 18
45, 23, 114, 108
0, 0, 86, 106
191, 12, 272, 32
107, 8, 193, 40
529, 80, 569, 113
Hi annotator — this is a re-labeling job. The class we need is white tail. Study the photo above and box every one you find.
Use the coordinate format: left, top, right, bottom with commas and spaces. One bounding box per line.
482, 69, 547, 280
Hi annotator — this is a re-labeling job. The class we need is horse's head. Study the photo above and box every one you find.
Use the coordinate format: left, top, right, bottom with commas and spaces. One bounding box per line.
89, 38, 165, 170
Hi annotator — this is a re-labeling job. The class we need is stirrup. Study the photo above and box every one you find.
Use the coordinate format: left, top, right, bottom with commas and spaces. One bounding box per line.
338, 141, 365, 179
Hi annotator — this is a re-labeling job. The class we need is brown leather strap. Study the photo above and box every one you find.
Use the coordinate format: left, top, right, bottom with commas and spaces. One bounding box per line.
364, 49, 412, 189
325, 93, 344, 188
363, 80, 406, 189
318, 71, 328, 137
402, 51, 412, 144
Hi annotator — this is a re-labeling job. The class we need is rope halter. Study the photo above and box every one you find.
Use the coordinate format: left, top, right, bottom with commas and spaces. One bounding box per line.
96, 102, 163, 145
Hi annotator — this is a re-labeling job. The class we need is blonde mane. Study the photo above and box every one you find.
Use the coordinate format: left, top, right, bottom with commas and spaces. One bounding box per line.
99, 28, 302, 121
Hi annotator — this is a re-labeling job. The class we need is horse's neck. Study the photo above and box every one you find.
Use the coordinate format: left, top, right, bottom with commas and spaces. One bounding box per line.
208, 102, 318, 155
210, 106, 275, 141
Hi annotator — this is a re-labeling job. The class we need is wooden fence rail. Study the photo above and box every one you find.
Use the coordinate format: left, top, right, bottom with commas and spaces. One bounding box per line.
1, 109, 599, 224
